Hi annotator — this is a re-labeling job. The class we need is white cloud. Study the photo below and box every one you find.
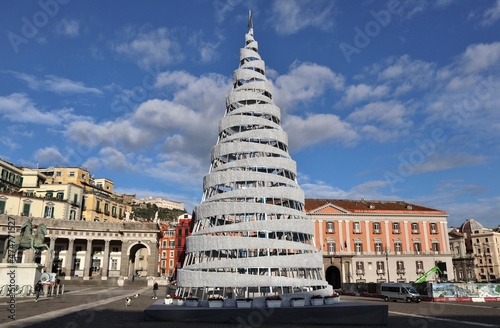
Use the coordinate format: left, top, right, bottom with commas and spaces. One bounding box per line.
340, 84, 389, 105
347, 101, 413, 141
301, 179, 391, 201
0, 137, 20, 150
284, 113, 358, 151
65, 70, 230, 185
460, 42, 500, 74
188, 30, 224, 63
269, 0, 335, 35
9, 71, 102, 94
56, 18, 80, 37
0, 93, 61, 125
376, 55, 435, 92
114, 26, 184, 69
34, 147, 66, 165
272, 62, 344, 112
413, 152, 487, 174
482, 0, 500, 26
97, 147, 136, 171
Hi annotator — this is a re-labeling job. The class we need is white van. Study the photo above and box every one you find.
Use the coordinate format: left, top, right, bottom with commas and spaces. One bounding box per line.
380, 283, 421, 303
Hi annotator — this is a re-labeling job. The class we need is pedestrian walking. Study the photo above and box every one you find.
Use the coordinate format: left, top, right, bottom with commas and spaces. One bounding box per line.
34, 280, 43, 302
152, 282, 159, 299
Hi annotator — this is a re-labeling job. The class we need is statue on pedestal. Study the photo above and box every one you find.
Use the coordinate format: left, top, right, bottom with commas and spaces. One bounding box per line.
3, 218, 50, 263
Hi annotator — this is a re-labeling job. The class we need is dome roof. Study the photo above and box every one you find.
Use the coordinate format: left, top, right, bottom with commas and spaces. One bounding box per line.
460, 219, 484, 234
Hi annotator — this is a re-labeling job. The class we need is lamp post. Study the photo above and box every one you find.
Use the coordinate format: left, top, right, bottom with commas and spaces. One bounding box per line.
385, 247, 390, 283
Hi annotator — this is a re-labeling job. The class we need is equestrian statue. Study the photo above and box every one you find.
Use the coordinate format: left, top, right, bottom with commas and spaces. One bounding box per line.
3, 218, 50, 263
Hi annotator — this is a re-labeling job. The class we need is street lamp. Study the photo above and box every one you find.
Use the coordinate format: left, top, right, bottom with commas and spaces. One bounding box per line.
385, 247, 390, 283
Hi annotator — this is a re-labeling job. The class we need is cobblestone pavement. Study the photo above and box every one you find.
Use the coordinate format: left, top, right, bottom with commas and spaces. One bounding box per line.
2, 287, 500, 328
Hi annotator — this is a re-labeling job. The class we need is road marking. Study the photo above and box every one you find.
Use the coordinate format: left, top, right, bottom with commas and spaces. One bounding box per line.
389, 311, 500, 327
0, 286, 151, 328
441, 302, 499, 310
64, 287, 95, 294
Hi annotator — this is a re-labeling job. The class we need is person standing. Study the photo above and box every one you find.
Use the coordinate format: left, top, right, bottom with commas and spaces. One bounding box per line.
152, 282, 159, 299
34, 280, 43, 302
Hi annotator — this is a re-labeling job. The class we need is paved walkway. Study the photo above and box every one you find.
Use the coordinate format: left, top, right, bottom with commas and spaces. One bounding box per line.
0, 285, 152, 328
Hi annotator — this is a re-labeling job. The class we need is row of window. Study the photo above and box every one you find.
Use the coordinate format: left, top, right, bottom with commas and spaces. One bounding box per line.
325, 221, 440, 234
1, 169, 23, 187
95, 200, 123, 217
355, 260, 425, 274
325, 240, 440, 253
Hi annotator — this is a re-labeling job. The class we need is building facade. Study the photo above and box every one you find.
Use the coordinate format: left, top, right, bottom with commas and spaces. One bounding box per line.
448, 228, 476, 282
36, 166, 132, 222
459, 219, 500, 283
306, 199, 454, 288
158, 222, 176, 278
0, 215, 160, 280
0, 160, 132, 223
135, 197, 184, 211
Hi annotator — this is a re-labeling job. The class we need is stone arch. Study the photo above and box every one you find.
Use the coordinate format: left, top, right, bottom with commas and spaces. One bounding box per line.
126, 241, 151, 256
127, 242, 150, 277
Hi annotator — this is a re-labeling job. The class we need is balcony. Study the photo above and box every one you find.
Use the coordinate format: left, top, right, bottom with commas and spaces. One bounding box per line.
392, 229, 400, 234
353, 229, 362, 234
416, 269, 424, 274
373, 229, 380, 234
430, 229, 438, 234
328, 251, 335, 255
356, 270, 365, 275
326, 229, 334, 234
397, 269, 405, 275
411, 229, 420, 234
376, 269, 385, 274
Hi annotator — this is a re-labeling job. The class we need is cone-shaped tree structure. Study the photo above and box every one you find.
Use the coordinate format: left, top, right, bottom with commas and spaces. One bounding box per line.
176, 13, 330, 301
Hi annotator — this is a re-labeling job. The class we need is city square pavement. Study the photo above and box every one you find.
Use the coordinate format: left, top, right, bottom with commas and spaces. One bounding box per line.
2, 285, 500, 328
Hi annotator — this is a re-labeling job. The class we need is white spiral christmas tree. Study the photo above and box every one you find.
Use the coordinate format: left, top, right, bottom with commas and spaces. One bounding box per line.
176, 12, 330, 302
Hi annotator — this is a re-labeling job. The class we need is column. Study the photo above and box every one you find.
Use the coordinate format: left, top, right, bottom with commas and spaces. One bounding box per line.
46, 237, 56, 272
101, 240, 110, 280
404, 221, 411, 253
384, 221, 390, 250
440, 221, 449, 252
338, 220, 344, 252
364, 221, 371, 253
83, 239, 93, 280
64, 238, 75, 279
344, 220, 350, 252
119, 241, 129, 277
148, 240, 158, 277
422, 221, 429, 252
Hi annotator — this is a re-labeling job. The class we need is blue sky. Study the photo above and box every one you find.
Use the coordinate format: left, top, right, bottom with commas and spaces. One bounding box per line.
1, 0, 499, 229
